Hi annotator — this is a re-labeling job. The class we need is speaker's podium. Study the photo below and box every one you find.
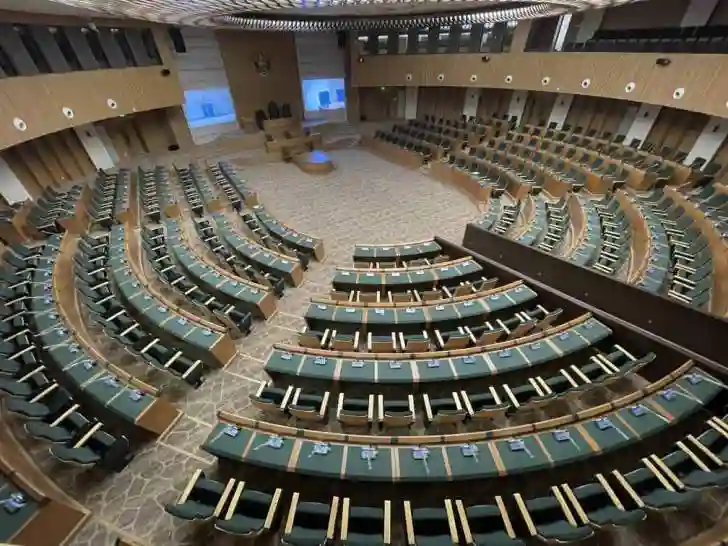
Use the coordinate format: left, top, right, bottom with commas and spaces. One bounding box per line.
263, 118, 335, 175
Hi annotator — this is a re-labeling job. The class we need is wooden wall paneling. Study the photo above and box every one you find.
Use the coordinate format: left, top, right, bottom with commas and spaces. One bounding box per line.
668, 111, 708, 153
601, 99, 628, 136
522, 92, 537, 125
135, 110, 172, 155
217, 30, 304, 120
60, 129, 96, 176
1, 149, 43, 198
103, 121, 132, 164
646, 107, 675, 147
600, 0, 691, 30
121, 117, 148, 156
31, 138, 67, 187
359, 87, 400, 121
564, 95, 586, 128
15, 143, 54, 190
163, 106, 194, 151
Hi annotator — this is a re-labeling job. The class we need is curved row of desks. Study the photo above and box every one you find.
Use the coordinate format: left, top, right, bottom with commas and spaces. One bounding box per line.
202, 365, 722, 482
333, 257, 483, 292
266, 314, 611, 385
34, 237, 180, 436
353, 240, 442, 263
107, 225, 237, 368
304, 281, 538, 332
251, 204, 325, 261
212, 212, 304, 287
164, 219, 277, 320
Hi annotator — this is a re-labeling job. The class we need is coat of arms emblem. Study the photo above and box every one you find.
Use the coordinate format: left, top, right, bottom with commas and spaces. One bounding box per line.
254, 53, 271, 76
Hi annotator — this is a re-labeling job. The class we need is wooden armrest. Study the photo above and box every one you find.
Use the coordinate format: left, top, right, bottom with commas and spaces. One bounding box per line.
649, 454, 685, 490
460, 390, 475, 416
368, 394, 374, 422
264, 488, 283, 529
407, 394, 415, 416
595, 473, 624, 511
320, 391, 330, 418
640, 457, 674, 492
327, 496, 340, 540
353, 331, 360, 348
611, 470, 645, 508
255, 380, 268, 398
495, 495, 516, 539
73, 422, 102, 448
444, 499, 459, 544
140, 338, 159, 354
367, 332, 372, 351
291, 388, 302, 406
455, 499, 473, 545
403, 500, 416, 546
320, 329, 330, 348
435, 330, 445, 348
18, 365, 45, 383
336, 392, 344, 418
281, 385, 295, 410
177, 469, 202, 504
164, 351, 183, 369
676, 441, 711, 472
422, 393, 433, 421
50, 403, 80, 427
686, 435, 724, 467
214, 478, 236, 517
224, 481, 245, 521
551, 486, 577, 527
284, 492, 300, 535
513, 493, 536, 537
501, 384, 518, 408
384, 500, 392, 545
560, 483, 589, 525
340, 497, 350, 541
29, 382, 58, 403
452, 392, 463, 412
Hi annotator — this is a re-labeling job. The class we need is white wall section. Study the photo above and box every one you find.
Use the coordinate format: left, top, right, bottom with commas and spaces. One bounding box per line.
462, 89, 481, 119
405, 86, 419, 120
625, 104, 662, 145
547, 94, 574, 129
685, 116, 728, 166
0, 156, 30, 204
74, 124, 115, 170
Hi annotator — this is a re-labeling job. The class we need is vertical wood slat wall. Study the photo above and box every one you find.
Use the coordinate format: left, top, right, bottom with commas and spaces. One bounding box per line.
0, 127, 98, 197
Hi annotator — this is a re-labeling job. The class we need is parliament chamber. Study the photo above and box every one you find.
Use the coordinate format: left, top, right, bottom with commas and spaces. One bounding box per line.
1, 0, 728, 545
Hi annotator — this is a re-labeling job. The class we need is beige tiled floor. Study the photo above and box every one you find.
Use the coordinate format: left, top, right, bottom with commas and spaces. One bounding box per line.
27, 146, 726, 546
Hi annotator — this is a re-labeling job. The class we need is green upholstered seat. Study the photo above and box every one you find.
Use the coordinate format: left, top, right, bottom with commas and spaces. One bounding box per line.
466, 504, 525, 546
165, 477, 225, 521
50, 444, 101, 466
284, 502, 331, 546
573, 483, 645, 528
215, 488, 272, 536
527, 496, 594, 542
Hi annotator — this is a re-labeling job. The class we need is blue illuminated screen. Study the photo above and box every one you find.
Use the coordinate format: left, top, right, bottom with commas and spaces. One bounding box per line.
302, 78, 346, 113
183, 87, 237, 128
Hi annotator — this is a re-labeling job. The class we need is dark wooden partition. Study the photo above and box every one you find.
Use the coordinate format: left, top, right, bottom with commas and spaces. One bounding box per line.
441, 227, 727, 374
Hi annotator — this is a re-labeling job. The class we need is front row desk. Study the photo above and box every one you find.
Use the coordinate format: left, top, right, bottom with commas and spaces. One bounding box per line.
202, 365, 723, 487
266, 315, 611, 387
